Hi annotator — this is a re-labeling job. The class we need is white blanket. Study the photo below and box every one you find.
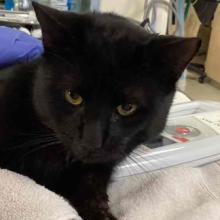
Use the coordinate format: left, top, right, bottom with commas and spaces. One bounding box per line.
1, 162, 220, 220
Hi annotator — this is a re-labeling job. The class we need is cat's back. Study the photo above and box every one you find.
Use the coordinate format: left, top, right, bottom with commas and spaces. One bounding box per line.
0, 62, 37, 98
0, 62, 38, 139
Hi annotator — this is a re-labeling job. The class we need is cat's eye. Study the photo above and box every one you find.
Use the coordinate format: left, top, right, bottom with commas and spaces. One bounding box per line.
65, 90, 83, 106
117, 104, 138, 116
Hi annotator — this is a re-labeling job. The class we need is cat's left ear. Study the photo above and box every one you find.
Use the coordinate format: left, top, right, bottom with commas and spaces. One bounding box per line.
150, 36, 201, 82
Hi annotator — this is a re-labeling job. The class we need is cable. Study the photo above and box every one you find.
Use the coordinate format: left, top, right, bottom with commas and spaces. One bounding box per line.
192, 0, 199, 5
144, 0, 180, 34
185, 0, 191, 19
143, 0, 181, 35
185, 0, 199, 20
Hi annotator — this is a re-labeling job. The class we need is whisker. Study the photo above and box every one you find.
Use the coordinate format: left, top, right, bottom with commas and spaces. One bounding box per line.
18, 132, 57, 137
128, 154, 150, 173
0, 137, 59, 151
131, 149, 171, 181
20, 140, 61, 160
134, 147, 170, 168
124, 155, 153, 183
124, 157, 146, 182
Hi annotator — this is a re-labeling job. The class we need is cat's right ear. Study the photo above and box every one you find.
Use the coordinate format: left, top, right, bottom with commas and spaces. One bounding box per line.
32, 2, 80, 50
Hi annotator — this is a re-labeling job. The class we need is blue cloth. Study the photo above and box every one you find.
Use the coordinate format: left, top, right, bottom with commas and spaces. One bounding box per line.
0, 26, 44, 68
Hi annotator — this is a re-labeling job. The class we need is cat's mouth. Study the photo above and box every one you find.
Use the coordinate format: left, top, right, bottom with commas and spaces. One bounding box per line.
77, 150, 123, 164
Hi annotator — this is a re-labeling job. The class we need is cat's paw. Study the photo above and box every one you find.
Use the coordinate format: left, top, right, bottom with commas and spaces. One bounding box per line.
104, 213, 117, 220
99, 212, 117, 220
82, 210, 117, 220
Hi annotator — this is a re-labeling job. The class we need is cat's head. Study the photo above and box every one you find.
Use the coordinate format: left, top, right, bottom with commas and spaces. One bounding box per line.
32, 3, 200, 164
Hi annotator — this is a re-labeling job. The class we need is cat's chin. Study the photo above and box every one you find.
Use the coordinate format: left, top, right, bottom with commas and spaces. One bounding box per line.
78, 152, 123, 165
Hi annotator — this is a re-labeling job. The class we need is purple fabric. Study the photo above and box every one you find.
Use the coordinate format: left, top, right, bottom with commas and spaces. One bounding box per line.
0, 26, 43, 68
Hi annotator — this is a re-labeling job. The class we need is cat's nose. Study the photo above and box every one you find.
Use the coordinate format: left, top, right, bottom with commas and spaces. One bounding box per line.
83, 122, 103, 149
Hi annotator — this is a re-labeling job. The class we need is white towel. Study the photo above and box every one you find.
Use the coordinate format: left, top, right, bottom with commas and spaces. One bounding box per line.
109, 162, 220, 220
0, 169, 81, 220
1, 162, 220, 220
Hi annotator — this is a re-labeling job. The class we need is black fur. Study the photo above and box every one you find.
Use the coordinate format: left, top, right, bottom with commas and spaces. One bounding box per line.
0, 3, 200, 220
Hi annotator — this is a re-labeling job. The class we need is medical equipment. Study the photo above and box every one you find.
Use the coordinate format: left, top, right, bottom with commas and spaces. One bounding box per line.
114, 93, 220, 179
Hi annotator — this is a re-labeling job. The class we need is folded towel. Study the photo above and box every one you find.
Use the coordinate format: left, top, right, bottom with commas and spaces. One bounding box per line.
0, 169, 81, 220
109, 162, 220, 220
1, 162, 220, 220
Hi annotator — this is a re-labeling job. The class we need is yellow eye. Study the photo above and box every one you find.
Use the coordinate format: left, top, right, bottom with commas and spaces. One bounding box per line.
65, 90, 83, 106
117, 104, 138, 116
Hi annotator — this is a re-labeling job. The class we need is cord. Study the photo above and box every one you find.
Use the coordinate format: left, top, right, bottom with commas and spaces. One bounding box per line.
192, 0, 198, 5
185, 0, 191, 19
143, 0, 181, 35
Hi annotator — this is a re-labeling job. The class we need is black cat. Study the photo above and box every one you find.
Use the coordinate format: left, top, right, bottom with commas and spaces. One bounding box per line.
0, 2, 200, 220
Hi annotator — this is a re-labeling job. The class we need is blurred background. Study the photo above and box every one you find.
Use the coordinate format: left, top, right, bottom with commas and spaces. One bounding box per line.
0, 0, 220, 102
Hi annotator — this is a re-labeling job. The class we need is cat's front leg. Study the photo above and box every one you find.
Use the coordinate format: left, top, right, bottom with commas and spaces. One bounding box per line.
77, 204, 117, 220
68, 165, 117, 220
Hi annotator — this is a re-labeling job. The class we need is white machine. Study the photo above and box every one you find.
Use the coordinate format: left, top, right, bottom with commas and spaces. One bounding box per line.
114, 92, 220, 179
